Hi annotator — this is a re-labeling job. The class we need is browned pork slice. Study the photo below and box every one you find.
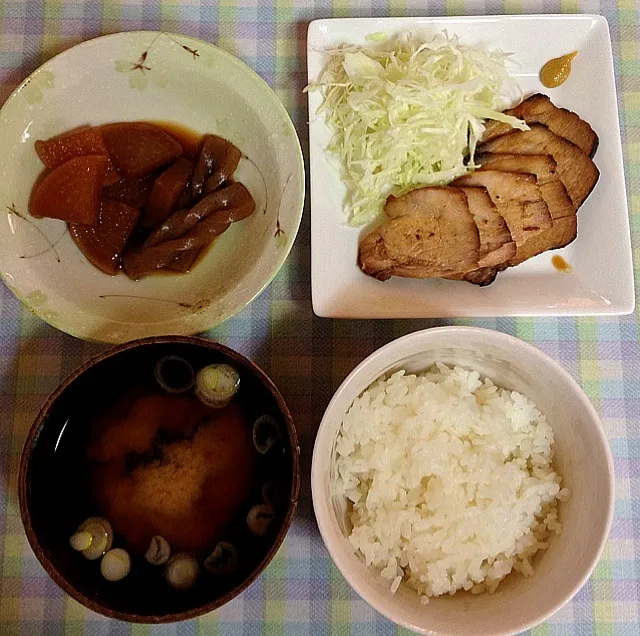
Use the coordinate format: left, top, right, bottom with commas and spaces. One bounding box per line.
459, 267, 500, 287
475, 153, 577, 264
443, 186, 516, 285
510, 215, 577, 265
388, 184, 514, 266
359, 187, 480, 281
384, 185, 466, 219
479, 125, 599, 208
456, 186, 515, 267
452, 170, 552, 256
452, 170, 552, 283
476, 153, 573, 218
482, 93, 598, 157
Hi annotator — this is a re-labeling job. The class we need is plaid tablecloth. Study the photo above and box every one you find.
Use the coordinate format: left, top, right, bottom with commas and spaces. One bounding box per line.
0, 1, 638, 634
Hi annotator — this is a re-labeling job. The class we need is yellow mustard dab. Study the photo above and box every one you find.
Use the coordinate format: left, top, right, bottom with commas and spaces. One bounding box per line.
540, 51, 578, 88
552, 255, 572, 273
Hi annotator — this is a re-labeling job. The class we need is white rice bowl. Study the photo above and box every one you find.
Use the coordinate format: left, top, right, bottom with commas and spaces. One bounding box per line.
334, 363, 570, 602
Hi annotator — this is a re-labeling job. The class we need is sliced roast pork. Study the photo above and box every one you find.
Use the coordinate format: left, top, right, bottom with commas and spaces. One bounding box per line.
359, 187, 480, 281
479, 124, 599, 208
482, 93, 598, 157
476, 153, 577, 263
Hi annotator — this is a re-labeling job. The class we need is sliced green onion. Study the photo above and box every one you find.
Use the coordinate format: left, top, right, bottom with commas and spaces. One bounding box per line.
100, 548, 131, 581
69, 531, 92, 552
195, 364, 240, 408
247, 504, 275, 537
145, 535, 171, 566
253, 415, 281, 454
76, 518, 113, 560
204, 542, 238, 575
155, 356, 195, 394
165, 553, 199, 591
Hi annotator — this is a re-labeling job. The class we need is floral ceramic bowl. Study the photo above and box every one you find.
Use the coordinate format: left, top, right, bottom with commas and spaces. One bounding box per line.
0, 32, 304, 343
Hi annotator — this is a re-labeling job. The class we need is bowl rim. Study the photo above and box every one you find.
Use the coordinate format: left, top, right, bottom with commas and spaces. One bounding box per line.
18, 335, 301, 623
0, 31, 306, 343
311, 326, 615, 636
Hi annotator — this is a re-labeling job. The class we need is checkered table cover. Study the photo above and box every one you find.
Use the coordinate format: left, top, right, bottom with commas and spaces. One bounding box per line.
0, 1, 638, 634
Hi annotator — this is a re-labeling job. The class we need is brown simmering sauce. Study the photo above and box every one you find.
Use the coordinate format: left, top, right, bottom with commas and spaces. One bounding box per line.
150, 121, 203, 159
552, 254, 572, 273
540, 51, 578, 88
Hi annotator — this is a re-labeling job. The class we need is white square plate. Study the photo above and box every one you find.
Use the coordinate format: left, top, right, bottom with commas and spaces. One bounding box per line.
308, 15, 634, 318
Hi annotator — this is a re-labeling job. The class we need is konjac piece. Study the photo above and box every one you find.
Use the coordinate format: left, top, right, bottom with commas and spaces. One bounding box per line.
101, 122, 182, 179
30, 154, 107, 225
123, 200, 255, 280
166, 248, 203, 273
175, 181, 193, 210
123, 214, 232, 280
191, 135, 231, 199
69, 200, 140, 275
35, 126, 120, 185
203, 144, 242, 194
144, 182, 254, 247
145, 183, 255, 274
141, 158, 193, 228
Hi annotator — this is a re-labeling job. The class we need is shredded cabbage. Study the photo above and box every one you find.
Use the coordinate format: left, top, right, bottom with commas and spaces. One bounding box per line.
309, 32, 528, 226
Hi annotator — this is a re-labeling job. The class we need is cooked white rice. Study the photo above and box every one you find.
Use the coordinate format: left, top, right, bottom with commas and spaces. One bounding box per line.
334, 363, 569, 601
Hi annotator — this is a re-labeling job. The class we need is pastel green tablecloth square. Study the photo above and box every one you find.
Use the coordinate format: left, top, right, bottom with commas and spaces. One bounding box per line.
0, 1, 638, 635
